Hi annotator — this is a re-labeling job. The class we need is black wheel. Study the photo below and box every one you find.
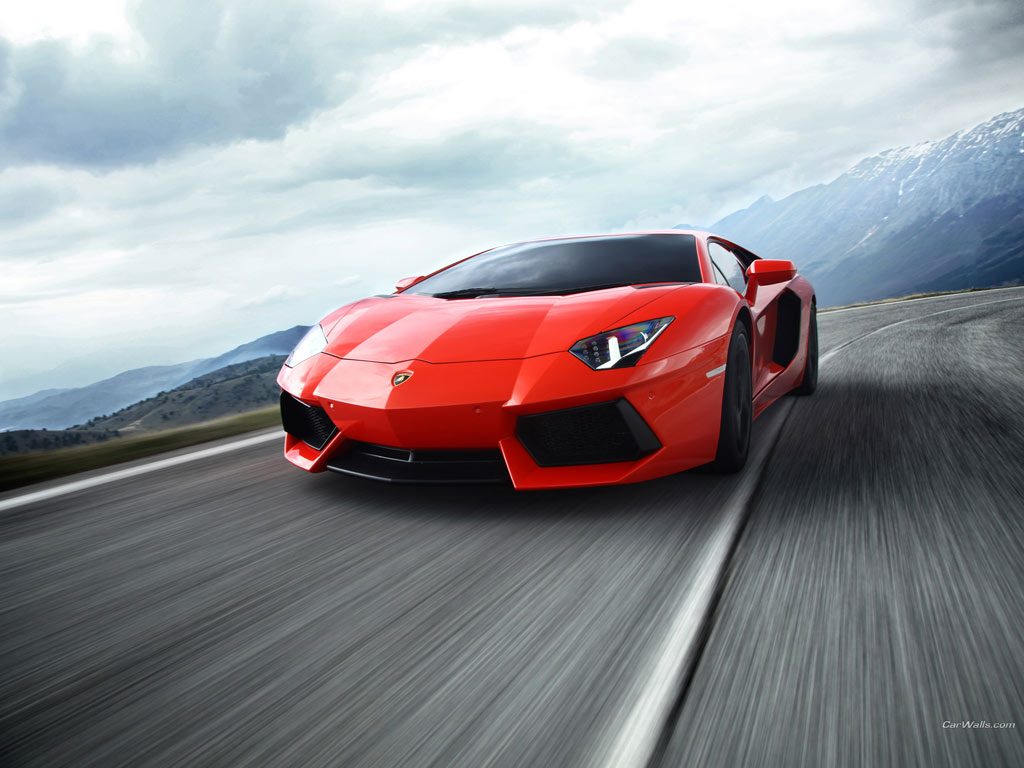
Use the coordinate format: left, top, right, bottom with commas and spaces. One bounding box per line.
793, 303, 818, 396
710, 322, 752, 473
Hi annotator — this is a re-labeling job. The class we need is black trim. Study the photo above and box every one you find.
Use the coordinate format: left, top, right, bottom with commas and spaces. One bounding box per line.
516, 399, 661, 467
327, 442, 508, 484
634, 281, 693, 289
705, 236, 759, 270
280, 392, 338, 450
772, 290, 802, 367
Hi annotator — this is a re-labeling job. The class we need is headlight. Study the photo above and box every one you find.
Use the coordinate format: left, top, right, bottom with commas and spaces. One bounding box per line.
569, 317, 674, 370
285, 324, 328, 367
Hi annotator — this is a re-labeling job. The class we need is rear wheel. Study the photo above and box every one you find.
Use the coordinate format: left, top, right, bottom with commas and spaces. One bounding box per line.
793, 303, 818, 396
710, 322, 752, 473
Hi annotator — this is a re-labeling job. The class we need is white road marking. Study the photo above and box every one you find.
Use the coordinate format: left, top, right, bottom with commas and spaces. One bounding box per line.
597, 289, 1023, 768
820, 295, 1022, 365
819, 284, 1023, 316
593, 399, 795, 768
1, 288, 1020, 765
0, 431, 283, 513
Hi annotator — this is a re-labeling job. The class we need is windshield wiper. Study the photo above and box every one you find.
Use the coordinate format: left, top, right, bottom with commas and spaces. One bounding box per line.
429, 282, 688, 299
430, 286, 565, 299
429, 287, 503, 299
535, 282, 632, 295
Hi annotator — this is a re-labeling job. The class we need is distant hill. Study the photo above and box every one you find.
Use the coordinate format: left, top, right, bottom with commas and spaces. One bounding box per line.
85, 355, 285, 433
0, 326, 307, 431
0, 355, 285, 455
693, 108, 1024, 306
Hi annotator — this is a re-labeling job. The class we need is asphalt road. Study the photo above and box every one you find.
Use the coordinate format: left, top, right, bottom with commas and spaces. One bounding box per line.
1, 287, 1022, 767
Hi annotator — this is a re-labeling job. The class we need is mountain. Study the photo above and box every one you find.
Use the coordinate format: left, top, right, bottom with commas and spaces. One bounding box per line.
0, 327, 307, 431
702, 109, 1024, 306
0, 388, 72, 420
0, 355, 285, 455
83, 355, 285, 433
200, 328, 307, 371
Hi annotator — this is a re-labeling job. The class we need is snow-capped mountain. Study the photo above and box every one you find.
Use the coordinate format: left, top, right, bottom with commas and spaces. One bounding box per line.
707, 108, 1024, 305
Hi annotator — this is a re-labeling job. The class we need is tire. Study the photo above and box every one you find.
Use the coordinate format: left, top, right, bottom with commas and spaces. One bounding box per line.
793, 303, 818, 396
710, 321, 752, 473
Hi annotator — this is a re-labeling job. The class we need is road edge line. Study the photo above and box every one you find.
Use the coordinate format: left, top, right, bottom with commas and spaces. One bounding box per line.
820, 295, 1022, 365
819, 284, 1022, 315
593, 398, 796, 768
0, 431, 284, 513
604, 290, 1023, 768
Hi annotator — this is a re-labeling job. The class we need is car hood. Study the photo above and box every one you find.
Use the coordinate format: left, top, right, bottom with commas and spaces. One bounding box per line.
322, 285, 689, 363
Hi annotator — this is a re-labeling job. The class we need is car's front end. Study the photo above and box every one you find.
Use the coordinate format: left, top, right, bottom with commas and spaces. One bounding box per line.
277, 233, 741, 489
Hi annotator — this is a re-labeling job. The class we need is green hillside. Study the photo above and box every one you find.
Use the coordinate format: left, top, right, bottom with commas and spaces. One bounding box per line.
1, 355, 285, 456
83, 355, 286, 432
0, 429, 119, 455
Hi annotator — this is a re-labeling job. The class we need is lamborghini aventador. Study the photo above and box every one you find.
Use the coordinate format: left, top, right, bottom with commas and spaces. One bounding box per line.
277, 231, 817, 489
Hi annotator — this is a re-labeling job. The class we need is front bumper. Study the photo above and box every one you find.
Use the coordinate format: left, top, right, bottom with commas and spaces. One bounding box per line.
277, 340, 727, 489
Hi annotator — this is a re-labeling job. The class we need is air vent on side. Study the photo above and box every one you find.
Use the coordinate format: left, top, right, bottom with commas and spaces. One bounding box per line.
772, 290, 802, 368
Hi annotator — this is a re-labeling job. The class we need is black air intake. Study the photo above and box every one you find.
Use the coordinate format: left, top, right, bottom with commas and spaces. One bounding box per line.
772, 289, 802, 368
327, 442, 508, 484
516, 399, 661, 467
280, 392, 338, 450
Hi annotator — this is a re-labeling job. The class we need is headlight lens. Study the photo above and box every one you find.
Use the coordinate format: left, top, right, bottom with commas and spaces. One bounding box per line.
569, 317, 674, 370
285, 324, 328, 367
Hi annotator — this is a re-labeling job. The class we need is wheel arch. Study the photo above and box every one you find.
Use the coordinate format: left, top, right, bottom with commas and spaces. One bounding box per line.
734, 304, 753, 365
806, 293, 817, 343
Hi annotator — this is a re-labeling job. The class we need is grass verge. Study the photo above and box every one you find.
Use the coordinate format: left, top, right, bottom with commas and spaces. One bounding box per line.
0, 406, 280, 493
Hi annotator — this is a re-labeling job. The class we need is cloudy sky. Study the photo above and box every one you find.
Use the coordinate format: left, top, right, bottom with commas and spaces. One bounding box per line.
1, 0, 1022, 399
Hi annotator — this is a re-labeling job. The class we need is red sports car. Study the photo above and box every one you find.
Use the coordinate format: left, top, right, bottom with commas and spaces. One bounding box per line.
277, 231, 817, 489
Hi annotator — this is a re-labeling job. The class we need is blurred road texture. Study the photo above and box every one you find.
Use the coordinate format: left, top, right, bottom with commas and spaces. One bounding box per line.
1, 287, 1022, 767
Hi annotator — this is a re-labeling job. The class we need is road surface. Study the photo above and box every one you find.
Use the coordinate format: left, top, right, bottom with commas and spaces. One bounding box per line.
1, 287, 1022, 767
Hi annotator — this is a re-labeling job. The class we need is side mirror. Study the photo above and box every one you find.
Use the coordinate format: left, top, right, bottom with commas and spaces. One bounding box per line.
394, 275, 426, 292
746, 259, 796, 286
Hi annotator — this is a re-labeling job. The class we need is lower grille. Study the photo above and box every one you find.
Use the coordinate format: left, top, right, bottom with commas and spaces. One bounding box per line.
516, 399, 661, 467
327, 441, 508, 484
280, 392, 338, 450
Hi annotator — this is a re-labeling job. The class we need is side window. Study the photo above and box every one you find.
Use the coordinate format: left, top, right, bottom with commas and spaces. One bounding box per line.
708, 242, 747, 294
711, 262, 730, 286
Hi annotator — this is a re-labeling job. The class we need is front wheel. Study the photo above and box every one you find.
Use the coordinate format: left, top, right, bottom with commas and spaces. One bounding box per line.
793, 303, 818, 396
710, 322, 752, 473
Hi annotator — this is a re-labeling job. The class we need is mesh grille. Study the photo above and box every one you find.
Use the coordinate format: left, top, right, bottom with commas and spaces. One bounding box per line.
516, 399, 660, 467
280, 392, 337, 450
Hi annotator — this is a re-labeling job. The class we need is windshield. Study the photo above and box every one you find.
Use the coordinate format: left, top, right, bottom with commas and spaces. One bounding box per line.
407, 234, 701, 298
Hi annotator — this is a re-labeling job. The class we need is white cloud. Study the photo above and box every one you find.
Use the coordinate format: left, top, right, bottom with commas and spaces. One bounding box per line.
0, 0, 1021, 398
234, 285, 305, 309
0, 0, 132, 44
